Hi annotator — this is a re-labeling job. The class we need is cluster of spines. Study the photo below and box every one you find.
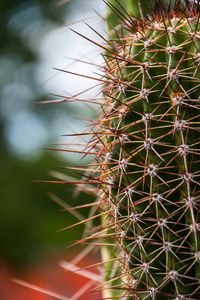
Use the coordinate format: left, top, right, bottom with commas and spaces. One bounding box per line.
45, 2, 200, 300
94, 7, 200, 300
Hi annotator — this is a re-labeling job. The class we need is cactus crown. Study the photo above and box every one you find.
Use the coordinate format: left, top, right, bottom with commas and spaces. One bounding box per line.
59, 1, 200, 299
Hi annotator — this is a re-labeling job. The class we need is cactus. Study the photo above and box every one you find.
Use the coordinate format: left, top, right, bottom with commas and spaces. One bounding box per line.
61, 0, 200, 299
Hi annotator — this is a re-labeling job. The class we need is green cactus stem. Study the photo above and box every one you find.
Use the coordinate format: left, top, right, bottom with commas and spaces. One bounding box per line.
96, 1, 200, 299
56, 1, 200, 299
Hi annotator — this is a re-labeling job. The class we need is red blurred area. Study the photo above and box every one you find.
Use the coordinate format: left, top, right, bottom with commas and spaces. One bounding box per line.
0, 254, 101, 300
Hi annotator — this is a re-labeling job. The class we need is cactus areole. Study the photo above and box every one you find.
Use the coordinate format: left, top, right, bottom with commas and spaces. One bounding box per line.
63, 1, 200, 299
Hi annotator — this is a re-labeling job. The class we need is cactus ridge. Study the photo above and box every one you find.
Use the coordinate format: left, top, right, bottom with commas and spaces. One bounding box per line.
56, 1, 200, 300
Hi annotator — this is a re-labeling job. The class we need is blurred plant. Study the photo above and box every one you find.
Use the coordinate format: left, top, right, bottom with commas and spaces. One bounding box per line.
0, 0, 84, 269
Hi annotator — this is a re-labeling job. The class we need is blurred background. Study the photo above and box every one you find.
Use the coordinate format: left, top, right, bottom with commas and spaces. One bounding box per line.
0, 0, 105, 299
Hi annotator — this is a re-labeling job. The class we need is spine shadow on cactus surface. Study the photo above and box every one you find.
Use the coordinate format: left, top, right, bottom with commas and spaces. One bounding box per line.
44, 1, 200, 299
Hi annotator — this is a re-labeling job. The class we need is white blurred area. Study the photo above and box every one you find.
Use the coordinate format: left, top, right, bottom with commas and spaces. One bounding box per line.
38, 0, 106, 95
2, 0, 106, 161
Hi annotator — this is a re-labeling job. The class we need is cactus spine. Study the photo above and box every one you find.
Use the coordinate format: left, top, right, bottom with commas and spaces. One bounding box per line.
61, 0, 200, 299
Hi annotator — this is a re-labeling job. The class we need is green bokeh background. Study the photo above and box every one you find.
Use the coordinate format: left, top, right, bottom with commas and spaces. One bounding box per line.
0, 0, 97, 270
